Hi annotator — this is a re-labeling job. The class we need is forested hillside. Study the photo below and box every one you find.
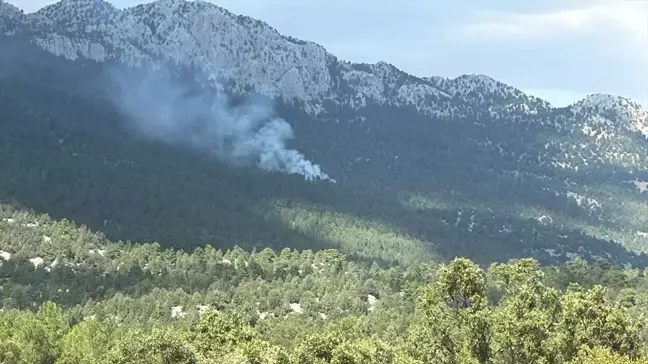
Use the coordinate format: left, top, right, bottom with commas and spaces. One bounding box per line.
2, 204, 648, 363
1, 37, 647, 269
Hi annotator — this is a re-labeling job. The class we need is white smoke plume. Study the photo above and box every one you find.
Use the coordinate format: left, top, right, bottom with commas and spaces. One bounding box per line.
105, 67, 333, 182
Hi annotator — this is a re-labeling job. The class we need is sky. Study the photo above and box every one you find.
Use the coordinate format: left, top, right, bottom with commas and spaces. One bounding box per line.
11, 0, 648, 107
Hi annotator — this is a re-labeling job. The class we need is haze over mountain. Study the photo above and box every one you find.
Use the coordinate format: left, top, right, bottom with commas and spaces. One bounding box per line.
1, 0, 648, 270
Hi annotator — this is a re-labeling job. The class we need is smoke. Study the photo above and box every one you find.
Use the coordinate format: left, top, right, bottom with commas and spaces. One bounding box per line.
105, 67, 333, 182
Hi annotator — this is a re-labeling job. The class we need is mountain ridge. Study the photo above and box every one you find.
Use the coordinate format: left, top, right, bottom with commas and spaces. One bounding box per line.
1, 0, 645, 127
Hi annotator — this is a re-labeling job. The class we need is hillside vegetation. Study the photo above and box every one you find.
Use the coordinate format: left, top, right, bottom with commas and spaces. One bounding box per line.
1, 41, 647, 269
3, 204, 648, 363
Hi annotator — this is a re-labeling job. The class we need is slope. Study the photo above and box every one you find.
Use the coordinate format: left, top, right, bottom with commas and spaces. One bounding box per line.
0, 0, 647, 267
1, 204, 648, 362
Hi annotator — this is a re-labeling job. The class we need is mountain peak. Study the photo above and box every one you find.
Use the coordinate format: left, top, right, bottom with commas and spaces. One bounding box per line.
126, 0, 232, 19
572, 93, 648, 137
133, 0, 190, 13
578, 93, 645, 110
37, 0, 116, 12
35, 0, 118, 29
424, 73, 551, 111
429, 73, 517, 98
0, 0, 20, 15
0, 0, 26, 33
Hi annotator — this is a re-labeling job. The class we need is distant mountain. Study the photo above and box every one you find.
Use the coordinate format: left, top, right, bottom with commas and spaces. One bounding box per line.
1, 0, 647, 267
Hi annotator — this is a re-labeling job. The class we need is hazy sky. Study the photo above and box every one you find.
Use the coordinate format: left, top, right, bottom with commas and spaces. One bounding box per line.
12, 0, 648, 107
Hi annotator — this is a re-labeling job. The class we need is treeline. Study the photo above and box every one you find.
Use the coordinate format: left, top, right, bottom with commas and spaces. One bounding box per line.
1, 258, 648, 363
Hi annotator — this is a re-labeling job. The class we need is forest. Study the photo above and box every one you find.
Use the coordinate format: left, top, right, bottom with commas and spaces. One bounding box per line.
2, 203, 648, 363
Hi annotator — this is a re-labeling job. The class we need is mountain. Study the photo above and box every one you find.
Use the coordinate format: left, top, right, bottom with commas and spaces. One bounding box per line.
1, 0, 648, 268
